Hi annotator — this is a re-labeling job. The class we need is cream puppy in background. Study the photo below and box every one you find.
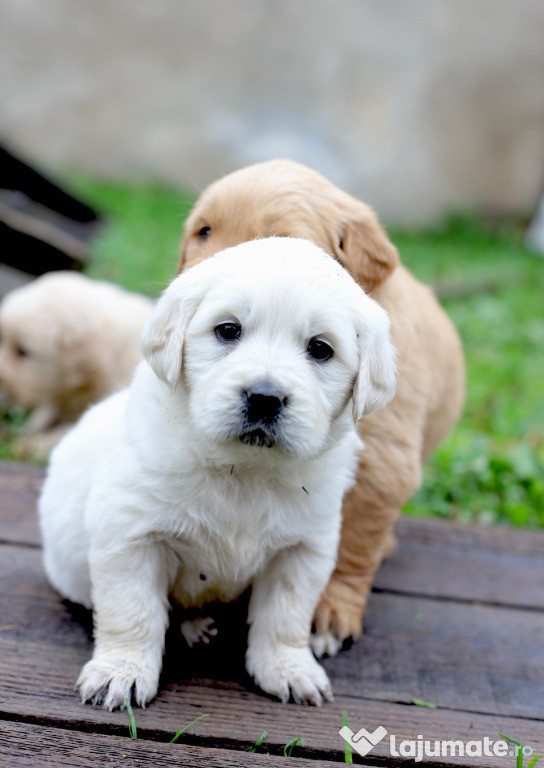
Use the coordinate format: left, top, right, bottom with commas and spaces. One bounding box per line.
0, 272, 152, 459
38, 238, 396, 709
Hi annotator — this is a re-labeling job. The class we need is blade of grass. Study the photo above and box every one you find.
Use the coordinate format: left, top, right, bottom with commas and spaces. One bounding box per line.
499, 732, 521, 746
528, 755, 542, 768
170, 713, 209, 743
342, 711, 353, 764
124, 698, 137, 740
499, 733, 522, 768
412, 698, 437, 708
284, 737, 305, 757
249, 730, 268, 754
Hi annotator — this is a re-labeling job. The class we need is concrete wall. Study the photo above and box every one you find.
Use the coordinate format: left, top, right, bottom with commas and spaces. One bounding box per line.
1, 0, 543, 224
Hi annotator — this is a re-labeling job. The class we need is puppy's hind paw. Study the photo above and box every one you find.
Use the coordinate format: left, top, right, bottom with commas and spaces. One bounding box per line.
77, 657, 158, 711
180, 616, 218, 648
312, 578, 364, 657
310, 630, 343, 659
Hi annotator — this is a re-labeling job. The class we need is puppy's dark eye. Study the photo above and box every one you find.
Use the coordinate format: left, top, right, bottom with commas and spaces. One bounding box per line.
215, 322, 242, 342
15, 344, 29, 358
198, 226, 211, 241
307, 338, 334, 362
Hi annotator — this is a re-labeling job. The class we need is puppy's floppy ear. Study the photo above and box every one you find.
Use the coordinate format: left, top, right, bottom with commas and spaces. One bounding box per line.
140, 271, 204, 389
335, 202, 399, 293
352, 298, 397, 422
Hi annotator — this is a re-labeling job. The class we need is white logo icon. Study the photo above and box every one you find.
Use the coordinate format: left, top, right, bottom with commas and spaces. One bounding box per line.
339, 725, 388, 757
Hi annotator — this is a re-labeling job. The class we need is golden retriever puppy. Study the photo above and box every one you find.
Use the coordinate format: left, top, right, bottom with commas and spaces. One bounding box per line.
38, 238, 396, 708
178, 159, 465, 656
0, 272, 152, 459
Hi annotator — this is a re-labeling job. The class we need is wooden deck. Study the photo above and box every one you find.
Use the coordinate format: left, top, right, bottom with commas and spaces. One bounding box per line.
0, 460, 543, 767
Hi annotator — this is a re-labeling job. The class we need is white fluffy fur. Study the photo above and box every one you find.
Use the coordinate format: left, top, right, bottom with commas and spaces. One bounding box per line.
0, 272, 152, 459
38, 238, 396, 710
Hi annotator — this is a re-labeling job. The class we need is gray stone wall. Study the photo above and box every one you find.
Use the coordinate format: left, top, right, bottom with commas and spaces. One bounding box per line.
1, 0, 543, 223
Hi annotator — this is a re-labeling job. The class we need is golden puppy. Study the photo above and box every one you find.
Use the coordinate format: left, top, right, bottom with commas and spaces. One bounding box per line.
0, 272, 152, 460
177, 159, 465, 655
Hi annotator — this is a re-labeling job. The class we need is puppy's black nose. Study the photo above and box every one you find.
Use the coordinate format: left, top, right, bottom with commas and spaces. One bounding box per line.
244, 385, 288, 424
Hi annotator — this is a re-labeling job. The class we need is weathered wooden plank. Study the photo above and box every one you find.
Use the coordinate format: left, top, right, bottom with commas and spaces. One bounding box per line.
1, 462, 544, 768
0, 462, 43, 546
3, 572, 543, 723
2, 462, 544, 611
0, 683, 542, 767
324, 591, 544, 719
0, 719, 348, 768
376, 517, 544, 609
396, 515, 544, 558
0, 545, 543, 730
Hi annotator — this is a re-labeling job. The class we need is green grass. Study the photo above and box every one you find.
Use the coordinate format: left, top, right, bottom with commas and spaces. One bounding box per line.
248, 730, 268, 754
284, 737, 305, 757
498, 732, 542, 768
123, 702, 209, 745
124, 698, 138, 739
66, 174, 195, 297
390, 216, 544, 528
170, 714, 209, 744
411, 698, 437, 709
342, 711, 353, 763
2, 177, 543, 528
0, 408, 27, 460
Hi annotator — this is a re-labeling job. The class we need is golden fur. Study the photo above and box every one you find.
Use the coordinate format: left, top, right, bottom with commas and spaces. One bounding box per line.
178, 159, 465, 645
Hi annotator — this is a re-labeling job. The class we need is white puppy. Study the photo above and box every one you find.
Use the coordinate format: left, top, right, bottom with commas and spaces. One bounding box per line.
38, 237, 396, 709
0, 272, 152, 459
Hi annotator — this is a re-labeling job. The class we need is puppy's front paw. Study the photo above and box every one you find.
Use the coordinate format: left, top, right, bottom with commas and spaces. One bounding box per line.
77, 655, 159, 711
246, 643, 333, 706
180, 616, 218, 647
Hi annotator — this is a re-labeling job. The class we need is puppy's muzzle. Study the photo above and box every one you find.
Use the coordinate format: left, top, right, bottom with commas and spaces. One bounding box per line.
240, 383, 288, 448
244, 384, 288, 424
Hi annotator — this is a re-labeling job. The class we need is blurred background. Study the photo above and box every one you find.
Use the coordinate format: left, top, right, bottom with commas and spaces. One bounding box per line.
2, 0, 544, 223
1, 0, 543, 525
